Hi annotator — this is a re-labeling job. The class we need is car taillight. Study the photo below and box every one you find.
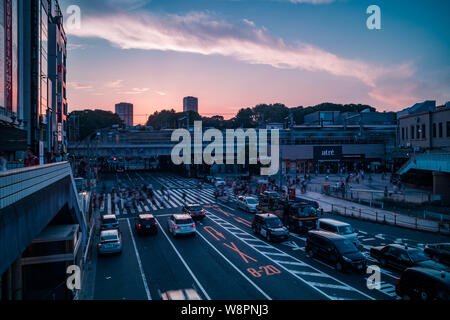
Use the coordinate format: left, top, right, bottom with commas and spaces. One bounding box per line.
155, 222, 158, 226
396, 277, 401, 286
98, 243, 102, 247
138, 224, 142, 228
201, 211, 206, 215
192, 224, 196, 228
174, 226, 180, 229
190, 213, 195, 216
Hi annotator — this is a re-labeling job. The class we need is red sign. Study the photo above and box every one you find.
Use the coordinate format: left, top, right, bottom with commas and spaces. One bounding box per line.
4, 0, 13, 111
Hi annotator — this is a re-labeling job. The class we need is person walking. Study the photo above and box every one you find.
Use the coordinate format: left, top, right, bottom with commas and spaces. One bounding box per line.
0, 152, 7, 171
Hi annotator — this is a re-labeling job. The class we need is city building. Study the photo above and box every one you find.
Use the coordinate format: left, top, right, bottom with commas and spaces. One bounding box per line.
398, 101, 450, 152
0, 0, 67, 165
183, 96, 198, 113
115, 102, 133, 127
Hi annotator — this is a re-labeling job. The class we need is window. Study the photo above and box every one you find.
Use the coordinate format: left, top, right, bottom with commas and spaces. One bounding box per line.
422, 124, 426, 139
416, 125, 420, 139
411, 126, 415, 139
447, 122, 450, 138
406, 127, 408, 140
402, 127, 405, 140
439, 123, 443, 138
433, 123, 436, 138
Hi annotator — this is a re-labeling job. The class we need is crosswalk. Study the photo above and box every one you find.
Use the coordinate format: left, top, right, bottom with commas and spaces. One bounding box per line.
133, 173, 214, 190
98, 188, 217, 216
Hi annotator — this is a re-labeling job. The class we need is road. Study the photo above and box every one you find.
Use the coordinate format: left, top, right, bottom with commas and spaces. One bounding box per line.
86, 171, 448, 300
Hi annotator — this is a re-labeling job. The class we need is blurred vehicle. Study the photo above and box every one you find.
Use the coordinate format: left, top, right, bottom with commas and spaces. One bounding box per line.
214, 177, 226, 187
396, 267, 449, 301
280, 201, 319, 233
135, 214, 158, 235
370, 244, 449, 272
306, 230, 366, 273
317, 218, 359, 247
116, 167, 124, 173
204, 176, 214, 183
98, 229, 122, 255
294, 196, 319, 210
182, 204, 207, 221
424, 243, 450, 266
168, 214, 196, 237
251, 213, 289, 242
101, 214, 119, 231
236, 196, 259, 213
160, 289, 202, 300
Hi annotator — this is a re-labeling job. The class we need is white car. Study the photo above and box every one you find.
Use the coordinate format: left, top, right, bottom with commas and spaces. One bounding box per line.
214, 178, 226, 187
168, 214, 196, 237
237, 196, 259, 213
98, 230, 122, 255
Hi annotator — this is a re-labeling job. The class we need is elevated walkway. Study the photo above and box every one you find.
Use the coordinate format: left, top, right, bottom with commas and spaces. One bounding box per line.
398, 153, 450, 175
0, 162, 88, 276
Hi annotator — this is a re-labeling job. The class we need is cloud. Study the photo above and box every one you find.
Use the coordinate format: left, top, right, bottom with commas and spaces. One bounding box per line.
117, 88, 150, 95
68, 11, 412, 89
155, 91, 167, 96
106, 80, 124, 88
69, 82, 92, 89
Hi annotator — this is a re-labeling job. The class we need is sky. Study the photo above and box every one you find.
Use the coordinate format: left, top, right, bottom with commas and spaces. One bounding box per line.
60, 0, 450, 124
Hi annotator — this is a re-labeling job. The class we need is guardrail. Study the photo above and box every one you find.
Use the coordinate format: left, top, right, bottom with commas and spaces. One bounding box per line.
298, 191, 449, 234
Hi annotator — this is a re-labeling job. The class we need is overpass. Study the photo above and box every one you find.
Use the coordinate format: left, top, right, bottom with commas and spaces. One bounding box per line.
0, 162, 89, 300
398, 153, 450, 205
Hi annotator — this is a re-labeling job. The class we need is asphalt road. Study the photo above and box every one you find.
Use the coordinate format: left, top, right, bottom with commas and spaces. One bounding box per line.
89, 171, 448, 300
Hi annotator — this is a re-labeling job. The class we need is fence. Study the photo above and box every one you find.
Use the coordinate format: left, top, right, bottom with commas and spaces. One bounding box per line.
326, 200, 449, 234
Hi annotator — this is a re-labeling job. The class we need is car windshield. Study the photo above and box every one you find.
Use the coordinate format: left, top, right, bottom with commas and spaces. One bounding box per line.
101, 234, 118, 242
176, 218, 194, 225
266, 218, 283, 228
247, 198, 258, 204
188, 206, 202, 211
103, 218, 117, 224
268, 192, 280, 198
409, 250, 430, 263
335, 240, 358, 254
141, 218, 155, 224
338, 225, 354, 235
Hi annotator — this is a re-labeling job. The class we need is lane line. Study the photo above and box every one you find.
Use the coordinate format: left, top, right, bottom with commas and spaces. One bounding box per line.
126, 219, 152, 300
195, 231, 272, 300
155, 217, 211, 300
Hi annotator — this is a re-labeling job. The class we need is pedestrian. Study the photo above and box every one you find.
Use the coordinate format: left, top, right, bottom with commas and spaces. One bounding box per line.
24, 150, 39, 167
0, 152, 7, 171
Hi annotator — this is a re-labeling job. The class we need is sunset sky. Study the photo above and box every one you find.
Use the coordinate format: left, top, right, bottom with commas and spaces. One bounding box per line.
60, 0, 450, 124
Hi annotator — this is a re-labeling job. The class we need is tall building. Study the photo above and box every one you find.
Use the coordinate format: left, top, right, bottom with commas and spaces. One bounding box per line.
0, 0, 67, 164
183, 96, 198, 113
115, 102, 133, 127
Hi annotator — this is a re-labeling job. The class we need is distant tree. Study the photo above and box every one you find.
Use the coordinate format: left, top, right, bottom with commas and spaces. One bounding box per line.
68, 109, 123, 141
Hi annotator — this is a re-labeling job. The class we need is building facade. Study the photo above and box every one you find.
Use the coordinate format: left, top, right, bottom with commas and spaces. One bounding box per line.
183, 96, 198, 113
398, 104, 450, 152
0, 0, 67, 165
115, 102, 133, 127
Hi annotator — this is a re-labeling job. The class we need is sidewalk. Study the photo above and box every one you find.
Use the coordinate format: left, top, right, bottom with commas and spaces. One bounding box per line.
297, 189, 449, 235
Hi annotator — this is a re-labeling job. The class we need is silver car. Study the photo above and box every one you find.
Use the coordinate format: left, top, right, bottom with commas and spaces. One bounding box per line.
317, 218, 360, 247
168, 214, 196, 237
98, 229, 122, 255
237, 196, 259, 213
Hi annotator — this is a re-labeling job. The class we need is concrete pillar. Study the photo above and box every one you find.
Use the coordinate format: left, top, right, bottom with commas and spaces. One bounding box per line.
433, 171, 450, 205
11, 259, 23, 300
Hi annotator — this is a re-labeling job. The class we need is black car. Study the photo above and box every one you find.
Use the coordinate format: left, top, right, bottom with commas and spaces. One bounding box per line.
135, 214, 158, 235
396, 267, 450, 301
370, 244, 449, 272
182, 204, 206, 220
424, 243, 450, 266
305, 230, 366, 273
251, 214, 289, 242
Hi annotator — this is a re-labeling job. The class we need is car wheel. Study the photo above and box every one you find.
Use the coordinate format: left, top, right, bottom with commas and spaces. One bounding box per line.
335, 261, 343, 272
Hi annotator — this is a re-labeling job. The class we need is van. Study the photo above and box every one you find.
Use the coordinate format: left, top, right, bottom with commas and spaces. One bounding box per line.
317, 218, 359, 247
306, 230, 366, 272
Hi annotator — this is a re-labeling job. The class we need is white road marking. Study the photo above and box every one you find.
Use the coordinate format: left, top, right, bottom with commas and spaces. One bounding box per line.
155, 217, 211, 300
126, 219, 152, 300
195, 231, 272, 300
